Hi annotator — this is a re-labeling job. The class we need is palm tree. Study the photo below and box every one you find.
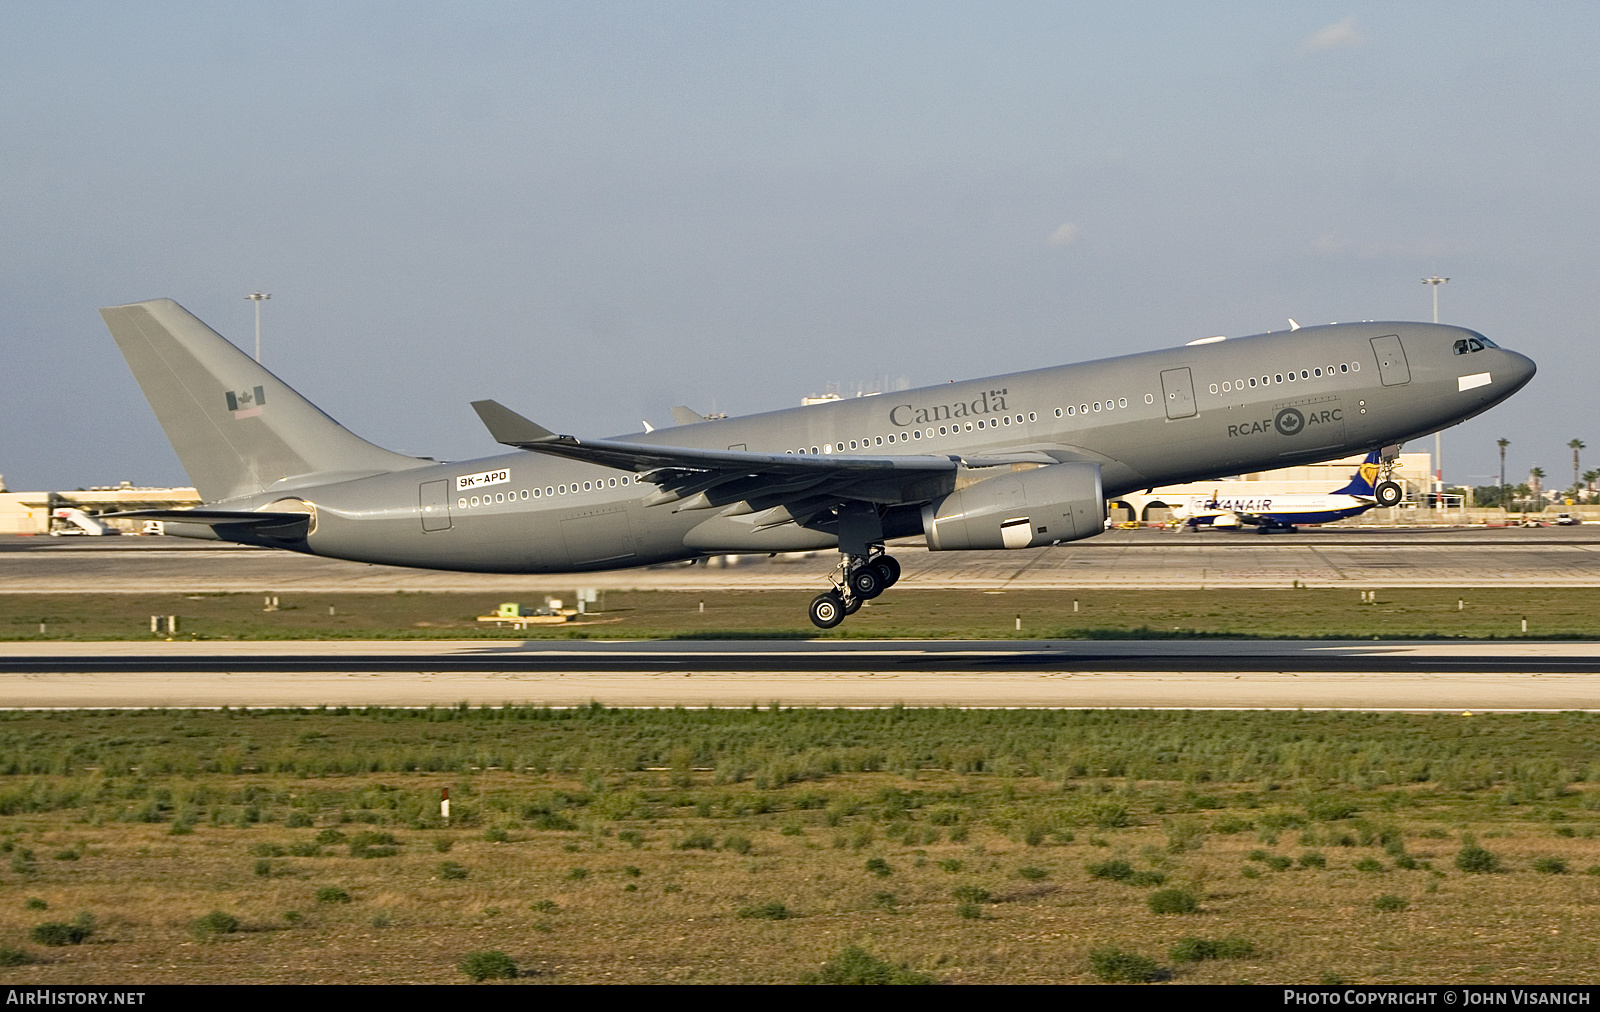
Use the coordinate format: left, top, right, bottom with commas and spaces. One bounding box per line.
1498, 437, 1510, 500
1585, 469, 1600, 504
1530, 466, 1546, 506
1571, 439, 1586, 493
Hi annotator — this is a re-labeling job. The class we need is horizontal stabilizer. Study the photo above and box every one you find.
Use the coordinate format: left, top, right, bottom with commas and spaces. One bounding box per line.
101, 509, 312, 528
471, 400, 558, 448
670, 406, 706, 426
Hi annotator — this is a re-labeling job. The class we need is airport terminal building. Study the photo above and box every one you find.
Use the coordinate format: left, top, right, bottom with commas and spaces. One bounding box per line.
0, 477, 199, 535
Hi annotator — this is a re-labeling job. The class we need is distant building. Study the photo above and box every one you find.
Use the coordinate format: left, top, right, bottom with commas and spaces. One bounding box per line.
0, 481, 200, 535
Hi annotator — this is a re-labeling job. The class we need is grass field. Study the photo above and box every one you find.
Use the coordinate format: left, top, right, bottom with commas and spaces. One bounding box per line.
1, 707, 1597, 984
6, 588, 1600, 640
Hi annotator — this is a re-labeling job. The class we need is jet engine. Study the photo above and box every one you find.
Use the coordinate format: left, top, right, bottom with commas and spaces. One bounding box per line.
920, 462, 1104, 550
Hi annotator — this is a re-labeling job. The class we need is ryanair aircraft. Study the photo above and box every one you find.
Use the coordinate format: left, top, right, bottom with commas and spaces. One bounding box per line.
100, 299, 1534, 627
1169, 451, 1388, 533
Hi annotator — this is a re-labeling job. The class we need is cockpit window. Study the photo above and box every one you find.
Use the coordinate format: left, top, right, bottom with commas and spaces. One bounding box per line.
1454, 339, 1470, 355
1455, 337, 1491, 355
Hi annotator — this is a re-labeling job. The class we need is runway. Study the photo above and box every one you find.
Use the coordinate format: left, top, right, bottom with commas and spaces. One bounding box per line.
4, 639, 1598, 710
7, 529, 1600, 711
6, 525, 1600, 591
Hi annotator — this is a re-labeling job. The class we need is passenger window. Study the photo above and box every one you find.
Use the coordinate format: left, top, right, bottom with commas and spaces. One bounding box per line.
458, 498, 467, 508
1054, 408, 1062, 417
1002, 416, 1011, 425
1118, 398, 1126, 408
621, 477, 629, 485
1340, 364, 1348, 372
1028, 412, 1036, 422
545, 487, 554, 496
532, 488, 541, 498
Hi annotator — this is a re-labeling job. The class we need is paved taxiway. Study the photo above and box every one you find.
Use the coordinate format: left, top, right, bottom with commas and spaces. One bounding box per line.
5, 525, 1600, 592
6, 529, 1598, 711
4, 640, 1598, 710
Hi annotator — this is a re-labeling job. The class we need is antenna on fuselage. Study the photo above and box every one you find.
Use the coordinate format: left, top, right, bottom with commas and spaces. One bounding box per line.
1288, 319, 1300, 331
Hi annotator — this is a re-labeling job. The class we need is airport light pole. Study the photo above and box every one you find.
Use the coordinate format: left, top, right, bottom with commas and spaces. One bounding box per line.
1424, 276, 1449, 498
246, 291, 270, 363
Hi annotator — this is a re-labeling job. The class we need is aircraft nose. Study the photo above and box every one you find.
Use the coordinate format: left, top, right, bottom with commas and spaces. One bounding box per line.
1502, 349, 1537, 390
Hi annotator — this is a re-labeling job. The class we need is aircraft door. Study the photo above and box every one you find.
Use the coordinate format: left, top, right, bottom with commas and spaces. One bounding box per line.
419, 480, 452, 532
1160, 368, 1197, 419
1370, 335, 1411, 386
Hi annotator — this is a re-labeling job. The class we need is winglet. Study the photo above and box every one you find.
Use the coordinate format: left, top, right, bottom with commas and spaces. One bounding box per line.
471, 400, 559, 448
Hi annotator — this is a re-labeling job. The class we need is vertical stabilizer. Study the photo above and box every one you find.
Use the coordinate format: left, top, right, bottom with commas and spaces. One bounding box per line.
100, 299, 423, 501
1333, 451, 1383, 496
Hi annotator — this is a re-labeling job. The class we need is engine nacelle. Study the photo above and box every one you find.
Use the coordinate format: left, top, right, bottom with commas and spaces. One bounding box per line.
920, 462, 1104, 551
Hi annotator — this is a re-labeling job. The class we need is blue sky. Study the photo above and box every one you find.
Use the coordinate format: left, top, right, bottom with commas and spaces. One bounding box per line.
3, 3, 1596, 491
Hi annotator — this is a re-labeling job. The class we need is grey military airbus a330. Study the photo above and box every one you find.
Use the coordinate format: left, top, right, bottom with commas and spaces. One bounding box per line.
100, 299, 1534, 627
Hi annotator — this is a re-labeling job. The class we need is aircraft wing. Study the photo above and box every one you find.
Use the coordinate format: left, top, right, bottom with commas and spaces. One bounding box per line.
471, 399, 1043, 513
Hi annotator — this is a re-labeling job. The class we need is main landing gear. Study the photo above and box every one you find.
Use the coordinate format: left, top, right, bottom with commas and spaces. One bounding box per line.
1373, 451, 1404, 507
809, 552, 901, 629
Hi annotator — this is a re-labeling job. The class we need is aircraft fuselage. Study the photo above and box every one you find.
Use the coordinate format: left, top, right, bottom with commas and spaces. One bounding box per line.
176, 321, 1532, 573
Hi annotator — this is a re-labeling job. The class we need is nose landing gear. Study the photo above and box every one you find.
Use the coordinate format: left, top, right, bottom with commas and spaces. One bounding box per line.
809, 551, 901, 629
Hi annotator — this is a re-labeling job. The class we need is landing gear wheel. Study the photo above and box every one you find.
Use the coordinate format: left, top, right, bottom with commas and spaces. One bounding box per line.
843, 596, 863, 616
874, 555, 901, 588
849, 564, 885, 600
1374, 481, 1403, 507
809, 592, 846, 629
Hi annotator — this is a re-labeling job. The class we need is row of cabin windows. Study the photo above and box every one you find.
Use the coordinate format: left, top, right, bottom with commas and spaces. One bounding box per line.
458, 475, 632, 508
1053, 396, 1136, 419
1206, 361, 1361, 396
787, 413, 1041, 455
